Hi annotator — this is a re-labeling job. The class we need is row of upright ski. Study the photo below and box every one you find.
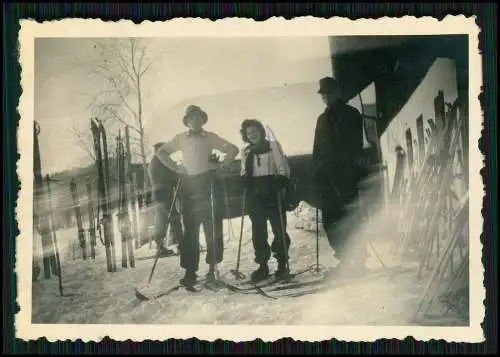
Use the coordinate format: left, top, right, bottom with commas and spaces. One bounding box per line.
90, 118, 117, 272
88, 118, 138, 272
116, 128, 136, 269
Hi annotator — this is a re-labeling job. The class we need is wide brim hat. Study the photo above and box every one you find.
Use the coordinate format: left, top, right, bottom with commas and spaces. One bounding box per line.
317, 76, 340, 94
183, 105, 208, 127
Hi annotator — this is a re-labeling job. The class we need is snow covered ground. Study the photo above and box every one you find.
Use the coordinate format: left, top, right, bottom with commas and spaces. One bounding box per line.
31, 203, 468, 326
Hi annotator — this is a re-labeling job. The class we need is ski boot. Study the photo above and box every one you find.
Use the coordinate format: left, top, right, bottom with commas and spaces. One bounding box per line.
180, 270, 197, 291
250, 264, 270, 283
205, 265, 226, 290
274, 261, 290, 280
205, 265, 217, 282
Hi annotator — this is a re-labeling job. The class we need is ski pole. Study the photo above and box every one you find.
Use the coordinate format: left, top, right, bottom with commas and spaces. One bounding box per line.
209, 174, 220, 280
266, 126, 291, 275
221, 178, 236, 244
275, 188, 290, 274
146, 177, 181, 284
45, 175, 64, 297
268, 124, 327, 277
315, 206, 320, 273
231, 187, 246, 280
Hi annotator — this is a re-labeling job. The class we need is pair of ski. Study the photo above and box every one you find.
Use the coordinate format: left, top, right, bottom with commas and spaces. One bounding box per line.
177, 266, 328, 299
226, 267, 328, 299
135, 274, 248, 302
157, 272, 281, 298
136, 265, 413, 302
90, 118, 116, 273
134, 276, 209, 302
227, 265, 416, 299
136, 269, 321, 301
281, 265, 417, 298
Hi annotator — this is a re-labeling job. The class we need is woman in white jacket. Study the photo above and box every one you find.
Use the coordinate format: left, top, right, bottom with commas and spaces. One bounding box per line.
240, 119, 292, 282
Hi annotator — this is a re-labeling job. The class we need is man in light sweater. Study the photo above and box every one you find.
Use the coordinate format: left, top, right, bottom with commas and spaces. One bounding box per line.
155, 105, 239, 288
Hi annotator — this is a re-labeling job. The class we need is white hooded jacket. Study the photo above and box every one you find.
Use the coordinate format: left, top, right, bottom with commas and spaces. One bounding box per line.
240, 140, 290, 179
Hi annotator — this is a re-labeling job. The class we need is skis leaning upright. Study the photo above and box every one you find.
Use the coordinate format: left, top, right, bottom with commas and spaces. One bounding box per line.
116, 129, 135, 268
70, 178, 87, 260
90, 117, 116, 272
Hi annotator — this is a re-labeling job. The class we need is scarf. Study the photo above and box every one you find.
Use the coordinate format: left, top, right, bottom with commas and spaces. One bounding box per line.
244, 140, 271, 180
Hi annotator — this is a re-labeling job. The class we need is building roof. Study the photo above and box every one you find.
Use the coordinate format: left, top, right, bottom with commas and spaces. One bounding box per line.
329, 35, 468, 135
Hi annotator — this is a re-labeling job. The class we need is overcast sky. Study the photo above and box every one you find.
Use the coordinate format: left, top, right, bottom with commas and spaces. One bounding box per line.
35, 37, 333, 173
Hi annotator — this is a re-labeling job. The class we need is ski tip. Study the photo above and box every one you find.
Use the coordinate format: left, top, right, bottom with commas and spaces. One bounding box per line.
134, 288, 150, 302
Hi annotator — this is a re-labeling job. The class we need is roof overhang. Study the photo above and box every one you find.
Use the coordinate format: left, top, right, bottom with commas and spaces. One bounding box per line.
329, 35, 468, 134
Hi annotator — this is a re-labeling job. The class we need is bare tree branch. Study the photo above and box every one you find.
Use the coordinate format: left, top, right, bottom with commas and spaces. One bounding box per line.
137, 43, 146, 71
110, 41, 138, 89
74, 37, 155, 194
67, 122, 96, 164
130, 38, 139, 78
140, 60, 154, 78
88, 90, 139, 132
105, 76, 138, 119
67, 120, 118, 167
94, 104, 141, 135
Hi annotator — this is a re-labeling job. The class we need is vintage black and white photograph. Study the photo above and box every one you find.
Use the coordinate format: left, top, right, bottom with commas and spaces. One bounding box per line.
16, 17, 483, 342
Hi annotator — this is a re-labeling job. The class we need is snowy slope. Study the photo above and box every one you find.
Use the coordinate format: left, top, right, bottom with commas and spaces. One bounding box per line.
31, 204, 467, 326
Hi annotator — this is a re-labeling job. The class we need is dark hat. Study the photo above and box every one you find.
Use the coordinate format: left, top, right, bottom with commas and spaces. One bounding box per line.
182, 105, 208, 127
317, 76, 340, 94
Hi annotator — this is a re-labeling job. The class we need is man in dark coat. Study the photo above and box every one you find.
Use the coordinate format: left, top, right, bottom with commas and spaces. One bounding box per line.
313, 76, 367, 275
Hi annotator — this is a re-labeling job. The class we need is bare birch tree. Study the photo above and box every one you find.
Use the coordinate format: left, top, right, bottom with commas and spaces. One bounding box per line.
67, 121, 99, 164
83, 38, 156, 195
